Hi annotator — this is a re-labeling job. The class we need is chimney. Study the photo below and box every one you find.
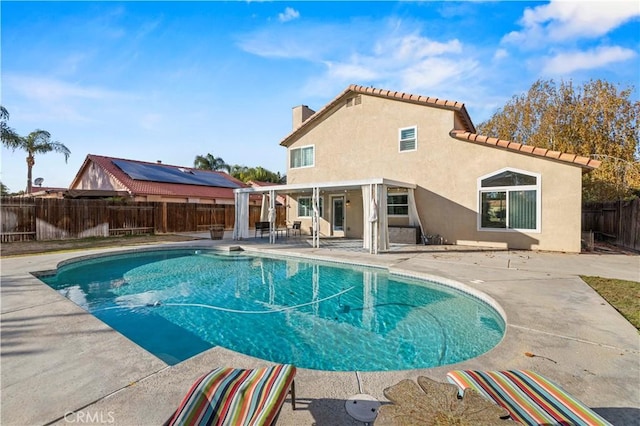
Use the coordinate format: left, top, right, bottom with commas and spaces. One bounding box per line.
292, 105, 315, 130
157, 160, 162, 164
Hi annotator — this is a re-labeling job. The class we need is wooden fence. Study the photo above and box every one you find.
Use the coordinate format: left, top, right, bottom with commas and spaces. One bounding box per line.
582, 198, 640, 252
0, 197, 285, 243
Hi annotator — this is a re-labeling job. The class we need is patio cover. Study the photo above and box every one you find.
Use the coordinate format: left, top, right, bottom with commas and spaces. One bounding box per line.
233, 178, 420, 254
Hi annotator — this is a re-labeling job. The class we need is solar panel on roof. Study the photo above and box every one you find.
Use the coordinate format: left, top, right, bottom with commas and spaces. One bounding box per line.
112, 159, 240, 188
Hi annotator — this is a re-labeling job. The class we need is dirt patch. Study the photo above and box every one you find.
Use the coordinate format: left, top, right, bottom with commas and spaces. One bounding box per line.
0, 234, 205, 257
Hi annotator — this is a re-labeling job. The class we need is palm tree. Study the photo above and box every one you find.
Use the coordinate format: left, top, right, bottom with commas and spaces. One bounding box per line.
228, 164, 250, 181
242, 166, 286, 184
193, 153, 230, 172
2, 129, 71, 194
1, 106, 19, 146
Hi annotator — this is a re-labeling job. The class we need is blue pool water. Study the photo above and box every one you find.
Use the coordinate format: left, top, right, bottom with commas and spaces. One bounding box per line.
40, 248, 504, 371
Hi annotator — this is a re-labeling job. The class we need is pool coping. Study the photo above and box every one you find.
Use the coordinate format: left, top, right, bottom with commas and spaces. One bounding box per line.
1, 239, 639, 425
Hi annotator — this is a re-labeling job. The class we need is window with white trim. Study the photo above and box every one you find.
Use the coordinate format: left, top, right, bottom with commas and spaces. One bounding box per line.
399, 126, 417, 152
387, 189, 408, 216
478, 169, 540, 231
298, 196, 323, 217
290, 145, 314, 168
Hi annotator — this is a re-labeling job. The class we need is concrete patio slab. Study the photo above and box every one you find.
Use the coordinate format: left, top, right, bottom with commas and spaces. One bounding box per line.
1, 239, 638, 425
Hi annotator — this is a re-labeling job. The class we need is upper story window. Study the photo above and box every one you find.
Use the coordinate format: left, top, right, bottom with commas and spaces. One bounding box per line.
298, 196, 324, 217
399, 126, 417, 152
290, 145, 314, 169
387, 189, 408, 216
478, 168, 540, 232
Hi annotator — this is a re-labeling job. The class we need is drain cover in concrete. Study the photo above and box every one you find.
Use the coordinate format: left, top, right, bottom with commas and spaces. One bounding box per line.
345, 393, 380, 422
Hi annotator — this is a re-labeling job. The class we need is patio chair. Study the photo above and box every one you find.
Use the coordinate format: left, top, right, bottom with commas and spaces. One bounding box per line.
446, 370, 612, 426
255, 221, 270, 238
168, 364, 296, 426
289, 221, 301, 238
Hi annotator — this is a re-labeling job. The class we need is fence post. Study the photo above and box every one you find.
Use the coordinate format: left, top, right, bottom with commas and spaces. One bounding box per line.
162, 202, 167, 233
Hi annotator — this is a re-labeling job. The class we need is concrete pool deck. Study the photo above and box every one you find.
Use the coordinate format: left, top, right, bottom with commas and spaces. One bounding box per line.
1, 238, 639, 425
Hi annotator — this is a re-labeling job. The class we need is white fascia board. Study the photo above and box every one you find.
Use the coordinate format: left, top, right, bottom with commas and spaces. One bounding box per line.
234, 178, 415, 195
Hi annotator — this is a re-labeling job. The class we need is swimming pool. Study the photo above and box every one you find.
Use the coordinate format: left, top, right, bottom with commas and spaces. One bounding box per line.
40, 248, 505, 371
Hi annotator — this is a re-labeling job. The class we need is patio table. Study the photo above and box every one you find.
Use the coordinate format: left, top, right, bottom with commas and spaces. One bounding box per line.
375, 376, 508, 425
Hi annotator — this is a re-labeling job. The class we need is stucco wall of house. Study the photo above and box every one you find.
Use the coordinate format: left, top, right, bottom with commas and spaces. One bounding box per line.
72, 162, 125, 191
285, 93, 584, 252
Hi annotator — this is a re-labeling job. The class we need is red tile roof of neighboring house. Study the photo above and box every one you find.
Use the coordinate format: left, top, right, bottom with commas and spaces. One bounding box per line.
280, 84, 600, 170
71, 155, 249, 199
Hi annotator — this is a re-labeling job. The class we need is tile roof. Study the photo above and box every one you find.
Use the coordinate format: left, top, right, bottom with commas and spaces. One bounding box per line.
280, 84, 600, 170
279, 84, 476, 147
72, 155, 248, 199
449, 131, 601, 170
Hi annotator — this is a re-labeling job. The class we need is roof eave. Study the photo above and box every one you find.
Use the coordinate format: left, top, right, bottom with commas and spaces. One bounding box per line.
449, 130, 601, 170
279, 84, 476, 147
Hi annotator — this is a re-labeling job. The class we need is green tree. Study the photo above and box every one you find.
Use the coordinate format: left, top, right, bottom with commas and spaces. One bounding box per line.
0, 181, 9, 196
228, 165, 285, 183
1, 106, 20, 146
478, 79, 640, 201
193, 152, 285, 184
2, 128, 71, 194
193, 153, 230, 172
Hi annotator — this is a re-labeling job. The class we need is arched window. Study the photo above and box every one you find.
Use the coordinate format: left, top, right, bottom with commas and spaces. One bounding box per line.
478, 168, 540, 232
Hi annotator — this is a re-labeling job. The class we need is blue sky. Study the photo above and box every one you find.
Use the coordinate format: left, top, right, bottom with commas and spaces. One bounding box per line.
2, 1, 639, 193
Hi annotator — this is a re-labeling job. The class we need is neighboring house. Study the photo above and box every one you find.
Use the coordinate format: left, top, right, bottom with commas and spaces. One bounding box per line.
69, 154, 248, 204
247, 180, 287, 206
24, 186, 67, 198
234, 84, 600, 253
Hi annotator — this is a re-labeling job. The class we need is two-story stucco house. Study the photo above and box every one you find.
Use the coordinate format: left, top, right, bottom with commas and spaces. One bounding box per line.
234, 84, 600, 253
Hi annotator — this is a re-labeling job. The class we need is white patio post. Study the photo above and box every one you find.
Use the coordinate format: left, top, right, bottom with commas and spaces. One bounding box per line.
233, 190, 240, 240
362, 184, 371, 250
269, 189, 276, 244
379, 184, 389, 252
370, 184, 379, 255
312, 186, 320, 248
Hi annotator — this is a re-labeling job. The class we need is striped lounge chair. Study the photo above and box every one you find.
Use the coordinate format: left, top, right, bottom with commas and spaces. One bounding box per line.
168, 364, 296, 426
446, 370, 612, 426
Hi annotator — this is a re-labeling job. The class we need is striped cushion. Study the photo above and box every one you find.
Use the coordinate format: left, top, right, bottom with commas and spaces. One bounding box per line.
169, 364, 296, 426
446, 370, 612, 426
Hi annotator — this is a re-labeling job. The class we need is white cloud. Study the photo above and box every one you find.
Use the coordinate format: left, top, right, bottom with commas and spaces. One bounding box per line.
542, 45, 637, 75
6, 75, 130, 103
278, 7, 300, 23
375, 34, 462, 60
299, 33, 478, 101
3, 74, 136, 123
400, 57, 480, 95
493, 48, 508, 61
504, 0, 640, 46
236, 23, 346, 61
238, 35, 315, 60
324, 60, 380, 81
341, 34, 470, 92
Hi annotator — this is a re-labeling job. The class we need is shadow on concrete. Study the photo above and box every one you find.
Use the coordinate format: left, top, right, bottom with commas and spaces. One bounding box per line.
595, 407, 640, 426
0, 310, 112, 358
292, 397, 364, 426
